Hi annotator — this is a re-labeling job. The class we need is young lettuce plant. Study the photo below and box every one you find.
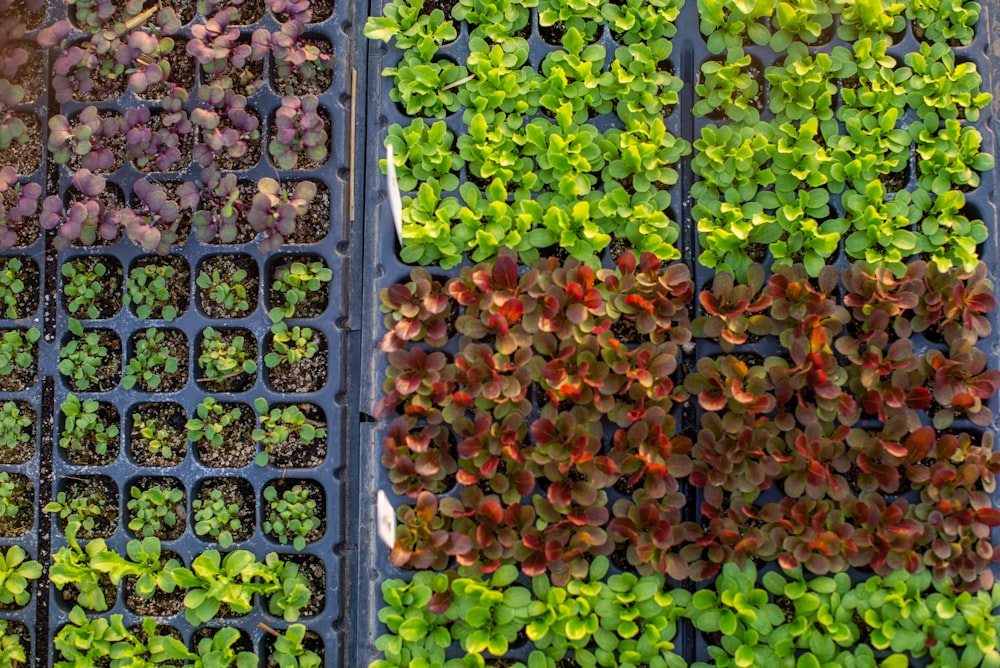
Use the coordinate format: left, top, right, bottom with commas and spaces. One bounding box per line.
40, 170, 119, 250
119, 179, 190, 255
907, 0, 980, 45
840, 179, 922, 277
911, 188, 988, 274
0, 166, 41, 248
770, 0, 834, 48
537, 0, 603, 42
904, 42, 991, 123
765, 42, 855, 127
384, 53, 468, 119
47, 106, 124, 172
909, 118, 994, 194
458, 36, 538, 123
693, 49, 762, 124
399, 179, 463, 269
269, 94, 329, 170
836, 0, 907, 41
372, 572, 454, 668
696, 0, 773, 54
537, 28, 614, 123
247, 178, 317, 252
383, 119, 464, 192
601, 0, 682, 44
452, 180, 542, 264
364, 0, 457, 62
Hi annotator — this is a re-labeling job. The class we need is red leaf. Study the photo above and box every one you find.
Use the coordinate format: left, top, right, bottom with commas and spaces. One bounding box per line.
492, 255, 519, 291
977, 508, 1000, 527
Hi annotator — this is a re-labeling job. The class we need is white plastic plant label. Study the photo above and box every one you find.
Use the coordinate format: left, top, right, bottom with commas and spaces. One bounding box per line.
376, 489, 396, 549
385, 144, 404, 246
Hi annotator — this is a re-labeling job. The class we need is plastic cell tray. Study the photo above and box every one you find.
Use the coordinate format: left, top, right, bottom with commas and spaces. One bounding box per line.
352, 0, 1000, 666
0, 0, 369, 664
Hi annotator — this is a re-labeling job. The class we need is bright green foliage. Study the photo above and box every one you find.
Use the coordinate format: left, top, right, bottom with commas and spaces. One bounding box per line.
45, 491, 110, 535
0, 620, 25, 667
187, 397, 242, 449
123, 327, 181, 390
400, 179, 464, 269
605, 41, 682, 121
252, 398, 326, 467
907, 0, 980, 45
520, 103, 605, 199
453, 0, 536, 42
0, 258, 28, 319
191, 627, 257, 668
452, 180, 543, 264
828, 108, 911, 191
910, 118, 994, 194
124, 262, 180, 321
48, 524, 112, 611
0, 400, 31, 452
836, 0, 907, 41
693, 49, 761, 124
0, 472, 19, 520
697, 0, 774, 54
192, 488, 243, 548
770, 0, 834, 48
766, 42, 855, 126
841, 179, 921, 276
904, 42, 991, 123
61, 259, 108, 319
528, 199, 611, 268
197, 327, 257, 385
59, 393, 118, 457
691, 122, 775, 203
457, 112, 537, 188
270, 261, 332, 323
537, 0, 603, 41
383, 119, 465, 192
197, 268, 250, 314
0, 327, 38, 378
602, 0, 682, 44
272, 624, 322, 668
58, 319, 108, 391
364, 0, 457, 62
911, 188, 988, 273
537, 29, 614, 123
265, 322, 320, 369
384, 54, 468, 119
459, 37, 537, 122
127, 484, 184, 538
0, 545, 40, 608
263, 484, 320, 550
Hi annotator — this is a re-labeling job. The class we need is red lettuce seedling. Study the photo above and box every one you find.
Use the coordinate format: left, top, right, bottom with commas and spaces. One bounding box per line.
391, 491, 473, 570
191, 92, 261, 168
598, 251, 693, 345
269, 94, 329, 170
125, 90, 193, 172
40, 169, 119, 249
836, 329, 930, 429
924, 340, 1000, 428
609, 489, 696, 580
0, 166, 40, 248
842, 260, 925, 338
375, 347, 454, 423
379, 268, 453, 352
690, 411, 784, 496
247, 178, 317, 252
382, 416, 456, 497
48, 107, 125, 172
452, 409, 534, 504
691, 264, 772, 351
119, 179, 189, 254
610, 405, 692, 499
176, 166, 241, 243
913, 261, 994, 346
440, 486, 536, 574
0, 81, 28, 152
851, 492, 924, 575
782, 422, 852, 501
766, 497, 859, 575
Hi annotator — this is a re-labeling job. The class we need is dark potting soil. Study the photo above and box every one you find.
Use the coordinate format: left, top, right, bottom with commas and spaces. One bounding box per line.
123, 549, 186, 616
283, 181, 331, 244
129, 402, 189, 467
197, 254, 259, 319
266, 335, 328, 393
265, 403, 327, 468
129, 328, 189, 393
63, 401, 120, 466
4, 41, 43, 103
62, 255, 123, 319
127, 476, 187, 540
0, 472, 32, 537
128, 255, 191, 320
194, 403, 256, 468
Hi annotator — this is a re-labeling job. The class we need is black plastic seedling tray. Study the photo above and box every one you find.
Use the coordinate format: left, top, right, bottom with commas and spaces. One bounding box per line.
353, 0, 1000, 666
0, 0, 368, 665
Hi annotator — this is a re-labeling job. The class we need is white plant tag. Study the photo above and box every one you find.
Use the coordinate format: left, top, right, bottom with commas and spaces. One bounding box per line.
376, 489, 396, 549
385, 144, 404, 246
